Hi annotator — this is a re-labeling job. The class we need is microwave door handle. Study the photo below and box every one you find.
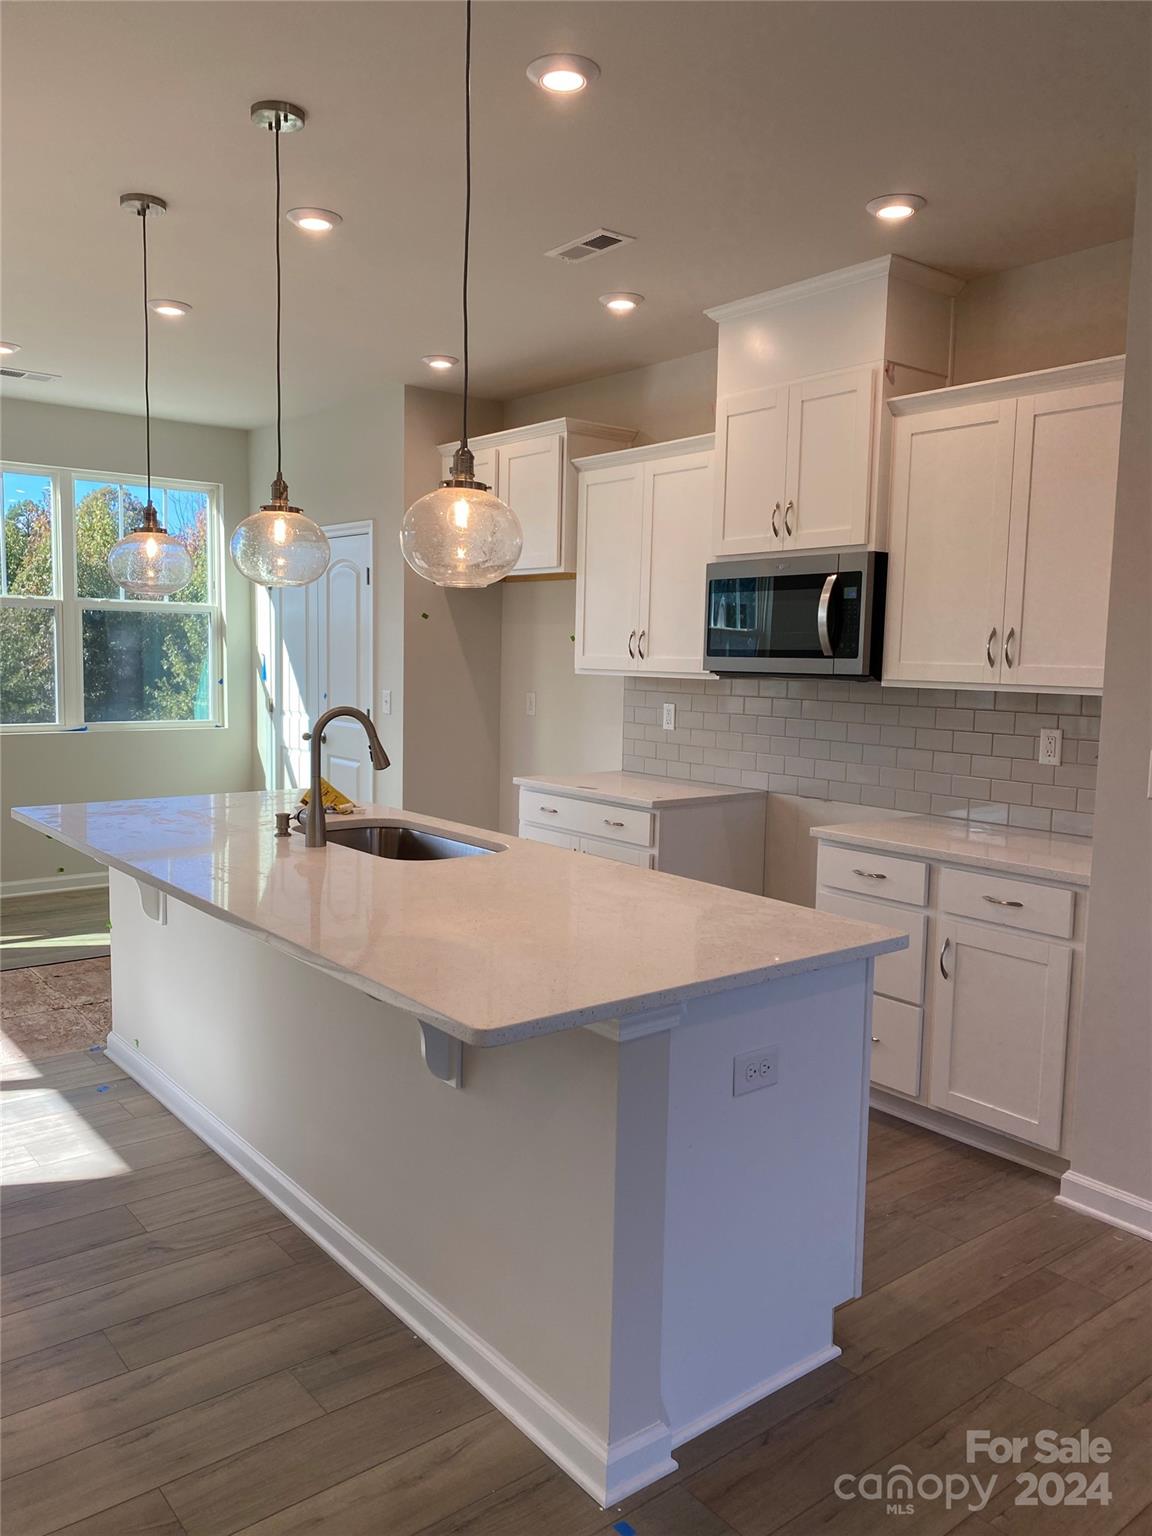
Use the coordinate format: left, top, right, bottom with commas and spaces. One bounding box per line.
817, 573, 838, 658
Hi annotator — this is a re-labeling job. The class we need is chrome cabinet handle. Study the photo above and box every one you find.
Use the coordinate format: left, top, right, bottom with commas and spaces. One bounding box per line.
853, 868, 887, 880
939, 937, 951, 980
771, 501, 781, 538
603, 819, 625, 828
986, 628, 997, 668
817, 574, 838, 659
539, 806, 558, 814
871, 1035, 881, 1044
983, 894, 1024, 908
627, 630, 636, 659
637, 630, 647, 660
1004, 627, 1016, 668
783, 499, 794, 537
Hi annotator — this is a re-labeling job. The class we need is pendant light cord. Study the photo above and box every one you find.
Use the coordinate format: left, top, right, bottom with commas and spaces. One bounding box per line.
461, 0, 472, 452
140, 208, 153, 517
273, 115, 284, 482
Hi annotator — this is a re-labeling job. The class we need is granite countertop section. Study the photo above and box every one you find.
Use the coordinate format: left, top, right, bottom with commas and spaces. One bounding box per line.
811, 815, 1092, 887
14, 793, 903, 1046
512, 771, 765, 809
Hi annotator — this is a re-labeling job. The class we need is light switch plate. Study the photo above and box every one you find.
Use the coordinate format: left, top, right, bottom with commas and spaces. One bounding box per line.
380, 689, 392, 717
526, 692, 536, 717
662, 702, 676, 731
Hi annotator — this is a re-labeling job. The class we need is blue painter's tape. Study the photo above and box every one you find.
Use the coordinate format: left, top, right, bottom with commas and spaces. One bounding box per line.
64, 725, 89, 732
96, 1084, 109, 1093
612, 1524, 637, 1536
88, 1044, 105, 1053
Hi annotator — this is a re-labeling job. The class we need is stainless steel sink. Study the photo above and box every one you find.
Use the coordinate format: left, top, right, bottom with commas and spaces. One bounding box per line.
324, 823, 499, 860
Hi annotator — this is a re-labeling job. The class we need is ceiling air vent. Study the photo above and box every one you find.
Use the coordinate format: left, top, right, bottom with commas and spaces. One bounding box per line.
0, 367, 60, 383
545, 228, 635, 263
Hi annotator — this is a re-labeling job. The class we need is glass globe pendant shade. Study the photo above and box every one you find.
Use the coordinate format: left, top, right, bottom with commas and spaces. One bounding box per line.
107, 507, 193, 596
401, 451, 522, 588
230, 477, 331, 588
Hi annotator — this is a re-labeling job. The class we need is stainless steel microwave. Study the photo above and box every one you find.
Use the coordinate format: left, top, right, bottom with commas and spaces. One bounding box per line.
703, 551, 887, 676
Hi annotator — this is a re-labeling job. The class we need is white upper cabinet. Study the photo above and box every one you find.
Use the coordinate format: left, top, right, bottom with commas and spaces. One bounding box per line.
713, 386, 788, 554
576, 437, 714, 677
884, 359, 1124, 692
884, 397, 1017, 685
784, 365, 875, 548
1001, 380, 1123, 691
438, 418, 635, 577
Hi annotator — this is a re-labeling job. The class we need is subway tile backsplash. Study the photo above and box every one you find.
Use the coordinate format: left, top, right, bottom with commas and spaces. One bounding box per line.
621, 678, 1098, 837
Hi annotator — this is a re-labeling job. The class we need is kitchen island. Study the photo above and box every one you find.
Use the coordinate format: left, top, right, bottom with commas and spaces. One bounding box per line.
12, 792, 904, 1505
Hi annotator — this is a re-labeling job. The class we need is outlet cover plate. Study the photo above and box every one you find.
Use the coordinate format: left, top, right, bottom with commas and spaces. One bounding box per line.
662, 702, 676, 730
733, 1047, 779, 1097
1039, 727, 1063, 766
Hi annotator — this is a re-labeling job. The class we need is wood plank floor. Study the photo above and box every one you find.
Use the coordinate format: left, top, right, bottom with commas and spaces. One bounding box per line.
1, 890, 110, 972
2, 1044, 1150, 1535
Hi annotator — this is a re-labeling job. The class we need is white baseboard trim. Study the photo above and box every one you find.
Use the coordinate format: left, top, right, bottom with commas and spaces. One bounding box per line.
870, 1089, 1068, 1177
1, 870, 109, 899
104, 1033, 676, 1506
669, 1343, 841, 1450
1057, 1171, 1152, 1242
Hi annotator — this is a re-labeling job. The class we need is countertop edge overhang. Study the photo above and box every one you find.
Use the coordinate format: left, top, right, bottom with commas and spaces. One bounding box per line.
810, 816, 1092, 887
13, 794, 908, 1046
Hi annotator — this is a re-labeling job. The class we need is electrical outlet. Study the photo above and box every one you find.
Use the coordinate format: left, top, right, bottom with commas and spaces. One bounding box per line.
733, 1047, 779, 1097
662, 702, 676, 731
1039, 727, 1063, 767
380, 689, 392, 717
526, 692, 536, 717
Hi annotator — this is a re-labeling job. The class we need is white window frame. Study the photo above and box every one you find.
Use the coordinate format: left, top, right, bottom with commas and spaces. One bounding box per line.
1, 460, 226, 734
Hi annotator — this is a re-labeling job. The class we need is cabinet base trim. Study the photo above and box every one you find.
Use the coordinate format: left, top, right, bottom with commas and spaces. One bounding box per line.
1057, 1171, 1152, 1242
104, 1033, 678, 1508
870, 1088, 1068, 1177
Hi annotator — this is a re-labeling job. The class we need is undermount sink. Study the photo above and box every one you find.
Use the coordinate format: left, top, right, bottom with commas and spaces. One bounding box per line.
324, 823, 500, 860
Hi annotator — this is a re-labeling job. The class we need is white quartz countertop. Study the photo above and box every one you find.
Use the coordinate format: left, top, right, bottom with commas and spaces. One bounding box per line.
512, 771, 764, 809
811, 815, 1092, 887
14, 793, 904, 1045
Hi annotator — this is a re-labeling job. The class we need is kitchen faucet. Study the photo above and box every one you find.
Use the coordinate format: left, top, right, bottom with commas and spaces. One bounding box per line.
304, 707, 390, 848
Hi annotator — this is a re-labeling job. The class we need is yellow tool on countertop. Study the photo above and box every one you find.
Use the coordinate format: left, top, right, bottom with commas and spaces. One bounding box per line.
298, 779, 357, 814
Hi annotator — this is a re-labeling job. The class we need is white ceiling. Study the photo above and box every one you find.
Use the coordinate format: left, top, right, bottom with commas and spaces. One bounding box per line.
1, 1, 1146, 429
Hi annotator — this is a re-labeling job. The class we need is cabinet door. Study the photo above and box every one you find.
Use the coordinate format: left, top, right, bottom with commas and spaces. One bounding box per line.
499, 434, 564, 573
575, 464, 643, 672
713, 386, 788, 555
884, 400, 1016, 685
637, 452, 713, 675
1001, 382, 1122, 690
929, 919, 1071, 1150
784, 366, 874, 549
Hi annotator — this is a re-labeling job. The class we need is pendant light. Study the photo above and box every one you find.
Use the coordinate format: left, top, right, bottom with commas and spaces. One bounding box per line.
107, 195, 194, 596
230, 102, 331, 588
401, 0, 522, 588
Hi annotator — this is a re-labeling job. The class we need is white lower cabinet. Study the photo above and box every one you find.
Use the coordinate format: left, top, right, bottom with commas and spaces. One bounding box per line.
930, 919, 1071, 1151
817, 838, 1083, 1157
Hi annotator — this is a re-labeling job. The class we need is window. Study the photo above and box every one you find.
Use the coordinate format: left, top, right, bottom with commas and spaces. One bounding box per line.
1, 465, 224, 730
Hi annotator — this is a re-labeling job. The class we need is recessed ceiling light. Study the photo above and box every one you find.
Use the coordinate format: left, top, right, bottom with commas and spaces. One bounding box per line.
148, 300, 192, 318
287, 208, 343, 233
422, 355, 459, 370
0, 341, 20, 355
599, 292, 644, 314
865, 193, 926, 222
527, 54, 601, 94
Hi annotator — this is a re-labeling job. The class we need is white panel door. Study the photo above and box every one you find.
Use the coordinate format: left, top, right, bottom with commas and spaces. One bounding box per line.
499, 433, 563, 573
575, 464, 643, 672
637, 452, 712, 675
1001, 382, 1122, 690
315, 532, 373, 802
884, 400, 1017, 684
713, 386, 788, 555
271, 582, 316, 793
784, 366, 875, 549
930, 919, 1071, 1149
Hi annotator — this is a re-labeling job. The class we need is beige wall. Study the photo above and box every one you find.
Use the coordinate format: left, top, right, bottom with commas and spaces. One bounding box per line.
249, 385, 407, 790
1, 400, 254, 888
952, 239, 1131, 384
402, 387, 505, 830
497, 351, 718, 831
1068, 176, 1151, 1205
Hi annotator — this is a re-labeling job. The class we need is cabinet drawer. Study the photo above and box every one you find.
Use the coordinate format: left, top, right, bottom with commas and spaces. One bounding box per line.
519, 822, 578, 852
869, 996, 923, 1098
519, 789, 653, 848
817, 844, 928, 906
817, 890, 925, 1005
578, 835, 654, 868
938, 867, 1074, 939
